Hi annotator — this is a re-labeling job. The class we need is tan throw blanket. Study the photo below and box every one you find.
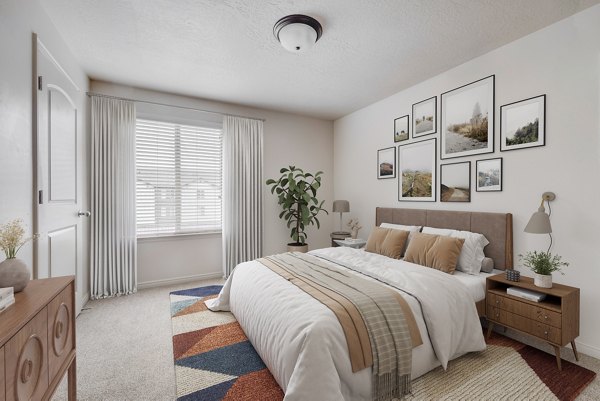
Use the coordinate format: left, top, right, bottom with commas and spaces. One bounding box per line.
259, 252, 422, 401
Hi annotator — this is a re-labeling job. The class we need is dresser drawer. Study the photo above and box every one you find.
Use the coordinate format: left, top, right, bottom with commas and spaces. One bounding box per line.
530, 306, 561, 328
5, 308, 49, 401
504, 311, 562, 344
47, 283, 75, 381
487, 305, 507, 323
488, 292, 562, 328
1, 346, 5, 401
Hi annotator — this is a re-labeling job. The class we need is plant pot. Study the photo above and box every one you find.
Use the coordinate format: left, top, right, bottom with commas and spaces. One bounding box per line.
534, 273, 552, 288
287, 243, 308, 253
0, 258, 30, 292
351, 228, 359, 239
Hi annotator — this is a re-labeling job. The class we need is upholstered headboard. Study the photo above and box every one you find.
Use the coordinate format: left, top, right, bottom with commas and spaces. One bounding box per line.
375, 207, 513, 270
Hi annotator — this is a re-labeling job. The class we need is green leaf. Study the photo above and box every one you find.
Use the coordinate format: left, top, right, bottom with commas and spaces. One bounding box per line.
280, 167, 289, 174
266, 179, 276, 185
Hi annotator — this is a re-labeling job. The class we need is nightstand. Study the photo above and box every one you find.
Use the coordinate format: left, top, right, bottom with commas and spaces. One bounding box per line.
330, 232, 351, 247
486, 274, 580, 370
334, 239, 367, 248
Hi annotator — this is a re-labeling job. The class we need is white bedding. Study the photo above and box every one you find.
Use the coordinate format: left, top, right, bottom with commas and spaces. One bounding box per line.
453, 269, 502, 302
206, 247, 486, 401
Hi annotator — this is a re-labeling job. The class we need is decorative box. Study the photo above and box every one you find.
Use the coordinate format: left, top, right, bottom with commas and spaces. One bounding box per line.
505, 269, 521, 282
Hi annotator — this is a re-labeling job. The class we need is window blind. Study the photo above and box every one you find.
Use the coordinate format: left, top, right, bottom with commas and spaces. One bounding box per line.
135, 118, 222, 237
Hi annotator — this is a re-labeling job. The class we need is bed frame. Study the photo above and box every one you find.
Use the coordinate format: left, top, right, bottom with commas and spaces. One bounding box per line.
375, 207, 513, 316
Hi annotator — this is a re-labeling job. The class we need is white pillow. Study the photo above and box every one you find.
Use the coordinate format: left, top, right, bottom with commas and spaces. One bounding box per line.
379, 223, 422, 256
421, 227, 489, 275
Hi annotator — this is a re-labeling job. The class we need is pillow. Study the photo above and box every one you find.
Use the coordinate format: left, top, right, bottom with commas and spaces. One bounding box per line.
404, 232, 465, 274
421, 227, 489, 275
380, 223, 422, 256
480, 257, 494, 273
365, 227, 409, 259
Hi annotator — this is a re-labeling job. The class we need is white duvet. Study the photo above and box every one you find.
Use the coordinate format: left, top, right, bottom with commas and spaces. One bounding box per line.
206, 247, 486, 401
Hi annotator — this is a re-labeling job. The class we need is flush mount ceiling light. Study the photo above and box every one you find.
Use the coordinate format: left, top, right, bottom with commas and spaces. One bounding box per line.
273, 14, 323, 53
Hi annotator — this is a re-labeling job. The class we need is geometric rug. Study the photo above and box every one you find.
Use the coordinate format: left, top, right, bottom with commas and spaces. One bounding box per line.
170, 286, 284, 401
170, 286, 595, 401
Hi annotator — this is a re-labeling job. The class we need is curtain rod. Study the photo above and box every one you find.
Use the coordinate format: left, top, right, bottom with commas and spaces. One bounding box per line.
86, 92, 266, 122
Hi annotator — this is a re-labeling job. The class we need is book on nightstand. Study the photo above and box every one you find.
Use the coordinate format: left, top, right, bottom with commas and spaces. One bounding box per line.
344, 238, 365, 243
0, 287, 15, 313
507, 286, 546, 302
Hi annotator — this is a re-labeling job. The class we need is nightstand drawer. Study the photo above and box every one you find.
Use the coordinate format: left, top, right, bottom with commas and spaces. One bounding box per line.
530, 306, 561, 329
488, 293, 561, 328
486, 305, 507, 323
504, 312, 562, 344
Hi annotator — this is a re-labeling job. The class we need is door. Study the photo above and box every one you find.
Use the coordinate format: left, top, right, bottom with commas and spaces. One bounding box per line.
33, 35, 85, 313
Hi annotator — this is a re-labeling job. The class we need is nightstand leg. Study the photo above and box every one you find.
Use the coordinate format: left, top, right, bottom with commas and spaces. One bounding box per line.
486, 322, 494, 340
552, 345, 562, 371
571, 341, 580, 361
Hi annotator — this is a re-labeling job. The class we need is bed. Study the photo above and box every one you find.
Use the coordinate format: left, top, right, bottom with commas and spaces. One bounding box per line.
207, 208, 513, 401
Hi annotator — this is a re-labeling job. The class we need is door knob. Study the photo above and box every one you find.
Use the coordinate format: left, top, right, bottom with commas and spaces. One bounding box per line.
77, 211, 91, 217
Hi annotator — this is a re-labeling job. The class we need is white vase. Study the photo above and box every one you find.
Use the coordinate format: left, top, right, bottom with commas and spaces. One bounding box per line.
534, 273, 552, 288
287, 243, 308, 253
351, 228, 359, 239
0, 258, 30, 292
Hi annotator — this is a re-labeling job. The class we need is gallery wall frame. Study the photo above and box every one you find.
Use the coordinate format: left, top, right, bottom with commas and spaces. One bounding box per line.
440, 161, 471, 202
476, 157, 503, 192
394, 114, 410, 143
398, 138, 437, 202
412, 96, 437, 138
500, 94, 546, 152
377, 146, 396, 179
440, 75, 495, 160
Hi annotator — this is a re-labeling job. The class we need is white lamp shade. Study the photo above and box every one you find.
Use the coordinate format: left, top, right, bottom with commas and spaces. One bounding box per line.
277, 22, 318, 52
332, 200, 349, 213
524, 210, 552, 234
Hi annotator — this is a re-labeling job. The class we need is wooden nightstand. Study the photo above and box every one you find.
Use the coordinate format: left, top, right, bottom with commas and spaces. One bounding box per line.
486, 273, 580, 370
330, 232, 351, 247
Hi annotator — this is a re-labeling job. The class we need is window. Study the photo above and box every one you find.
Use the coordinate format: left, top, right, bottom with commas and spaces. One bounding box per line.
135, 118, 222, 237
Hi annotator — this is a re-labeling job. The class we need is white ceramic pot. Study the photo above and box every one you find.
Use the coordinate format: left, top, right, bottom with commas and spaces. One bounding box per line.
0, 258, 30, 292
351, 228, 359, 239
534, 273, 552, 288
287, 243, 309, 253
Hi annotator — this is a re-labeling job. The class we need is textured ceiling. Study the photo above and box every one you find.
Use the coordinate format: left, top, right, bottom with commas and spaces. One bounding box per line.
40, 0, 599, 120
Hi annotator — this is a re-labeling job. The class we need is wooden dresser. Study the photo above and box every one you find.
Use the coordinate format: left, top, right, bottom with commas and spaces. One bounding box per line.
486, 273, 579, 370
0, 277, 76, 401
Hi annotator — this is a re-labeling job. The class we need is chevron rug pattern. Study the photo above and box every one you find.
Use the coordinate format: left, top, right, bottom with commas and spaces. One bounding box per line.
170, 286, 595, 401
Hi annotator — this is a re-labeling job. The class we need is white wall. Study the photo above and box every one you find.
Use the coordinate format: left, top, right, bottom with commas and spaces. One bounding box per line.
0, 0, 90, 303
90, 81, 334, 287
333, 5, 600, 357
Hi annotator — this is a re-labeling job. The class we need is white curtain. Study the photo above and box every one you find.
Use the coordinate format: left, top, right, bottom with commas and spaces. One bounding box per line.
222, 116, 264, 277
90, 96, 137, 299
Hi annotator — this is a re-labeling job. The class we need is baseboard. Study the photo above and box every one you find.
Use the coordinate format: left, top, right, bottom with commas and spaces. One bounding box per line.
138, 272, 223, 290
572, 340, 600, 359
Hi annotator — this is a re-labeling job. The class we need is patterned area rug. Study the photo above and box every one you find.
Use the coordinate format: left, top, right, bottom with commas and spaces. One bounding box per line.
170, 286, 595, 401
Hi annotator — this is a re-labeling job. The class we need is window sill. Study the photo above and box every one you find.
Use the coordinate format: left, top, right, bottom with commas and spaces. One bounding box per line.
137, 231, 222, 242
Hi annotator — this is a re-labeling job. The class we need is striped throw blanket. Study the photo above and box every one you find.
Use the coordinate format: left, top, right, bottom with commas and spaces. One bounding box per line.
259, 252, 421, 401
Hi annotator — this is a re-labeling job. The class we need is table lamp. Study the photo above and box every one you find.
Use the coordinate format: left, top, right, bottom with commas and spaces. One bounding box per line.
332, 200, 350, 234
524, 191, 555, 252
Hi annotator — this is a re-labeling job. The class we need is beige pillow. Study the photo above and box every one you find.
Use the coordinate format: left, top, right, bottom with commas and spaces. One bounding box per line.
404, 232, 465, 274
365, 227, 409, 259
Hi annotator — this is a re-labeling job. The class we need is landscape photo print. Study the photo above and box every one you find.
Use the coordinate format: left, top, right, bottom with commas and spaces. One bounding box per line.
412, 96, 437, 137
394, 115, 409, 142
440, 161, 471, 202
476, 157, 503, 192
441, 75, 495, 159
377, 147, 396, 179
398, 138, 436, 202
500, 94, 546, 151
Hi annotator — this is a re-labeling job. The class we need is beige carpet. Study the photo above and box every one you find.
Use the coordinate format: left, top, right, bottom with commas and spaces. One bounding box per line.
52, 280, 600, 400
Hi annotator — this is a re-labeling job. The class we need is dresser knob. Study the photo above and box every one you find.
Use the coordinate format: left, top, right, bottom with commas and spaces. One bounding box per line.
496, 300, 499, 305
496, 313, 499, 318
544, 315, 548, 320
20, 359, 33, 383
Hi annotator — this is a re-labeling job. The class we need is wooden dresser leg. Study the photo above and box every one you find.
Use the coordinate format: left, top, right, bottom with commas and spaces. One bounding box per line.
552, 345, 562, 371
68, 357, 77, 401
571, 341, 580, 361
486, 322, 494, 340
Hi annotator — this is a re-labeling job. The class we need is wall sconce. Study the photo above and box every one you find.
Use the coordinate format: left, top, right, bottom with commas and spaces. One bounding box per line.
332, 200, 349, 234
524, 191, 555, 251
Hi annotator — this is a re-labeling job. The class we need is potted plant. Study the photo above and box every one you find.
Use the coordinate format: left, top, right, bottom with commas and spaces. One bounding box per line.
266, 166, 328, 252
0, 219, 38, 292
519, 250, 569, 288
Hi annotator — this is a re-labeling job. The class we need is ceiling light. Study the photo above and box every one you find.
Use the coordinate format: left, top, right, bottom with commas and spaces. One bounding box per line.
273, 14, 323, 53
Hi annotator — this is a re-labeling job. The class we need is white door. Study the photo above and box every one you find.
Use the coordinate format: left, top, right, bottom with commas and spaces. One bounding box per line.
33, 35, 85, 313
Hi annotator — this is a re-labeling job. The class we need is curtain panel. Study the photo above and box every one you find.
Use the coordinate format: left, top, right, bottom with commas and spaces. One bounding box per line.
90, 96, 137, 299
222, 116, 264, 277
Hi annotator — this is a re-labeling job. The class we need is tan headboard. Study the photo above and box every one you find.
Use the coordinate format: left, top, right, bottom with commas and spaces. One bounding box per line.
375, 207, 513, 270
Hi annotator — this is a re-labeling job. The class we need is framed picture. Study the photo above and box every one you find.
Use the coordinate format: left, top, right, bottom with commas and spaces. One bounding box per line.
394, 115, 409, 142
377, 147, 396, 179
398, 138, 436, 202
476, 157, 503, 192
500, 94, 546, 151
412, 96, 437, 137
440, 161, 471, 202
440, 75, 495, 159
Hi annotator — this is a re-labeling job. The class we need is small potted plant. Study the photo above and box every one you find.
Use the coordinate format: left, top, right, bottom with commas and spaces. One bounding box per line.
519, 250, 569, 288
266, 166, 328, 252
0, 219, 38, 292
